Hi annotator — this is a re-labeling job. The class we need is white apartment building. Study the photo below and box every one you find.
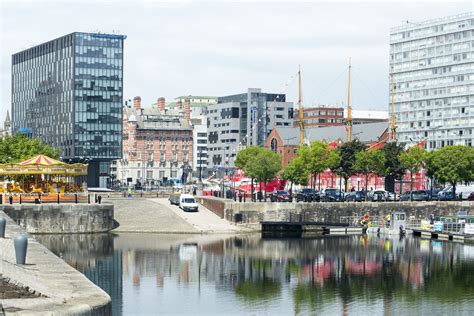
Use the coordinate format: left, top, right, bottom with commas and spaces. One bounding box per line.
390, 12, 474, 149
192, 120, 208, 178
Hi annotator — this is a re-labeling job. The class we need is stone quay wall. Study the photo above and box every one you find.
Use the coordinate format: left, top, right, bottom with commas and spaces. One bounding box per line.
0, 210, 111, 315
197, 197, 474, 225
0, 204, 114, 234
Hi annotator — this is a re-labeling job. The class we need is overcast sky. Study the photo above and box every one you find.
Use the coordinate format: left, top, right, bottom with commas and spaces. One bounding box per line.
1, 0, 472, 122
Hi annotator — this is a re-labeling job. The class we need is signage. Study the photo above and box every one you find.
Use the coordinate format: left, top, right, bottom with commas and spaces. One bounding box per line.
91, 33, 127, 40
433, 221, 443, 232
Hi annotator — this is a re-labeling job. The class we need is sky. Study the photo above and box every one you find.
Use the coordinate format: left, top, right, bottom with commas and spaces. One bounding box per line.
1, 0, 473, 123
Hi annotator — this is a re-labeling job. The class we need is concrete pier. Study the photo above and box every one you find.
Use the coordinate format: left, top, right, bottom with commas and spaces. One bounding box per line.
0, 211, 111, 314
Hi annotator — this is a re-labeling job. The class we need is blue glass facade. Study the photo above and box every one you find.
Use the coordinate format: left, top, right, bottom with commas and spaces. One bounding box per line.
12, 32, 125, 186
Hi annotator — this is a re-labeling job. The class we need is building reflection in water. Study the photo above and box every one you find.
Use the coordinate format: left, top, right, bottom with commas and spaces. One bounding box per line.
38, 233, 474, 315
35, 234, 123, 316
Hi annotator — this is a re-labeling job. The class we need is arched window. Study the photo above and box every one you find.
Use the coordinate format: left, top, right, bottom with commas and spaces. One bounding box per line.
270, 138, 278, 153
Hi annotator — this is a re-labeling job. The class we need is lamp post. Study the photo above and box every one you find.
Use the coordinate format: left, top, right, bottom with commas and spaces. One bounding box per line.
338, 167, 343, 201
357, 177, 360, 191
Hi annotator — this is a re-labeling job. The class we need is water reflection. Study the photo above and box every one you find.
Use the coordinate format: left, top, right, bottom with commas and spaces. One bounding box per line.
37, 234, 474, 315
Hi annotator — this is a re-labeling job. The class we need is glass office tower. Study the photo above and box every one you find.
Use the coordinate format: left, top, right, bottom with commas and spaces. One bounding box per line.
12, 32, 125, 187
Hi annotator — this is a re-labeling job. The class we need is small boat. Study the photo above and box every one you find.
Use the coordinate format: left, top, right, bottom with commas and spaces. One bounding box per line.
366, 211, 407, 236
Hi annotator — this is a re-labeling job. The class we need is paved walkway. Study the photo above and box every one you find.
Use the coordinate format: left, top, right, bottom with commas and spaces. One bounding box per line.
110, 198, 245, 233
150, 198, 241, 233
111, 198, 198, 233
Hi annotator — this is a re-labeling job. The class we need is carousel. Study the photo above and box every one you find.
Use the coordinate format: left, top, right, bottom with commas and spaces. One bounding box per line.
0, 155, 88, 203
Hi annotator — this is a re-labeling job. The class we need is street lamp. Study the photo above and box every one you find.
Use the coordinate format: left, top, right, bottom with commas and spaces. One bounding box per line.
338, 167, 343, 200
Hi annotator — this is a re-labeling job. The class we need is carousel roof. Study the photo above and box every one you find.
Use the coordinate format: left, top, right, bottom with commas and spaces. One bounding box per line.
18, 155, 65, 166
0, 155, 87, 176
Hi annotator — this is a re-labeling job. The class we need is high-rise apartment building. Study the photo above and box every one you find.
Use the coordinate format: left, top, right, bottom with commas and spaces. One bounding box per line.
390, 13, 474, 149
207, 88, 293, 172
11, 32, 125, 186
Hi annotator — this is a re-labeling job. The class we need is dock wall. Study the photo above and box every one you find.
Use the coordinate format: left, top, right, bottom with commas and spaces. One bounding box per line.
0, 204, 114, 234
197, 197, 474, 225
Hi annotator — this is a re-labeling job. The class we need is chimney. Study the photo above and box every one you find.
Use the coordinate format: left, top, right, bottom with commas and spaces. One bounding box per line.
184, 98, 191, 122
133, 96, 141, 110
158, 97, 166, 111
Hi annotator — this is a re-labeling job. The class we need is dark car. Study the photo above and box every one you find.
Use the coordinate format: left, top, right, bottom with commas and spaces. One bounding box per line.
270, 190, 292, 202
468, 192, 474, 201
296, 188, 320, 202
321, 188, 344, 202
400, 190, 430, 201
345, 190, 366, 202
425, 189, 441, 201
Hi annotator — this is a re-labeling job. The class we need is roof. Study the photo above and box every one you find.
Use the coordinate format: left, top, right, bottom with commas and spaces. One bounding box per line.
19, 155, 64, 166
124, 106, 192, 130
273, 122, 388, 146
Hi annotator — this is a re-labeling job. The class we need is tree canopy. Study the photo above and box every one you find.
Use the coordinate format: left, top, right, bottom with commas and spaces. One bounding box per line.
353, 149, 386, 195
281, 157, 308, 187
0, 133, 60, 163
381, 142, 405, 179
336, 140, 366, 190
425, 145, 474, 194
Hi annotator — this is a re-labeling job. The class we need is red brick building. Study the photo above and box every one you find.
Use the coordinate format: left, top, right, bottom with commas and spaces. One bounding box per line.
114, 96, 193, 188
293, 106, 344, 127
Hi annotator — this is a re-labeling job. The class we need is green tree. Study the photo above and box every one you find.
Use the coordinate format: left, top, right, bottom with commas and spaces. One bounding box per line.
0, 133, 60, 163
336, 140, 366, 191
248, 148, 281, 201
353, 149, 386, 199
381, 142, 405, 197
399, 146, 426, 200
281, 157, 308, 195
235, 146, 262, 200
298, 141, 340, 191
425, 145, 474, 197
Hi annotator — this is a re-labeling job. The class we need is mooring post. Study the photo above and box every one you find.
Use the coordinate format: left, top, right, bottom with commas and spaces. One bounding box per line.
14, 234, 28, 265
0, 217, 6, 238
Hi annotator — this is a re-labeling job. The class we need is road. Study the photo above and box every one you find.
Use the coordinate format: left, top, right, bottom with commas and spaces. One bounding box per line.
109, 198, 242, 234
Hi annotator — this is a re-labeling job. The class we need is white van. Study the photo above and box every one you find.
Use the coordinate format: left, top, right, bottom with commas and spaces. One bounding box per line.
179, 194, 198, 212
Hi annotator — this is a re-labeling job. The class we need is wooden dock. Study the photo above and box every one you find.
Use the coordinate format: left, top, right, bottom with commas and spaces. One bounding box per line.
260, 221, 364, 238
411, 229, 474, 243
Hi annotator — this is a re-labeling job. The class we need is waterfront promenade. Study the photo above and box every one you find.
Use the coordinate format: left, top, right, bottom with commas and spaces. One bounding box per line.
0, 211, 111, 314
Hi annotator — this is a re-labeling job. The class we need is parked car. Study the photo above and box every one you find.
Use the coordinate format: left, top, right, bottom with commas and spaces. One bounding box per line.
468, 192, 474, 201
367, 190, 388, 202
169, 193, 181, 205
320, 188, 344, 202
345, 190, 366, 202
296, 188, 320, 202
400, 190, 430, 201
425, 189, 441, 201
270, 190, 292, 202
438, 190, 455, 201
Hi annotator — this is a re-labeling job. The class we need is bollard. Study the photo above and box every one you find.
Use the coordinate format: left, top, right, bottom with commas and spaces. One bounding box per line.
19, 194, 22, 204
14, 234, 28, 265
9, 195, 13, 205
88, 194, 91, 204
0, 194, 2, 204
0, 217, 5, 238
57, 193, 60, 204
75, 194, 78, 204
98, 195, 102, 204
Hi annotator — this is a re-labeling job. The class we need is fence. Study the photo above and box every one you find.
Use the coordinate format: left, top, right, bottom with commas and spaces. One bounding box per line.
0, 193, 92, 204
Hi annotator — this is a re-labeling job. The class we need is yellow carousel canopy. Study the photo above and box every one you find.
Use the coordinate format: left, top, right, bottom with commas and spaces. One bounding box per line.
0, 155, 88, 176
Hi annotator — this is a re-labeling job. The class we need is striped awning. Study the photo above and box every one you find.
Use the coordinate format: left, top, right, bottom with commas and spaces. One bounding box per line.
18, 155, 65, 166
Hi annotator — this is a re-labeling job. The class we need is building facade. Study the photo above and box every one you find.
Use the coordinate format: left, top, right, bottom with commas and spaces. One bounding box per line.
207, 88, 293, 172
292, 106, 388, 128
390, 13, 474, 149
192, 121, 208, 179
11, 32, 125, 186
115, 97, 193, 189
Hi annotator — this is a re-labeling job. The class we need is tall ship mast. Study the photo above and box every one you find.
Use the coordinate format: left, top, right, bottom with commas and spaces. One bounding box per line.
298, 65, 305, 146
346, 58, 352, 142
